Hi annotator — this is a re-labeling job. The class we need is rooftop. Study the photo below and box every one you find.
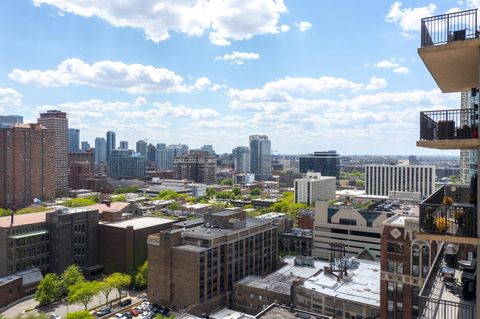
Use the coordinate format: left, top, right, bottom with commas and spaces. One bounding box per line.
0, 212, 48, 228
180, 218, 268, 240
102, 217, 174, 229
256, 304, 331, 319
86, 202, 130, 213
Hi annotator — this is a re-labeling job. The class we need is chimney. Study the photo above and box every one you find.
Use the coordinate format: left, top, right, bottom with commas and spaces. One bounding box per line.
10, 212, 14, 226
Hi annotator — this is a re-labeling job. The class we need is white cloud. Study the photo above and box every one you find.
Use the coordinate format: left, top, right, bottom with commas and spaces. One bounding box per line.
33, 0, 288, 45
294, 21, 312, 32
385, 2, 436, 37
373, 58, 411, 75
365, 77, 387, 91
0, 88, 22, 111
8, 58, 219, 94
120, 102, 219, 120
215, 51, 260, 65
280, 25, 290, 32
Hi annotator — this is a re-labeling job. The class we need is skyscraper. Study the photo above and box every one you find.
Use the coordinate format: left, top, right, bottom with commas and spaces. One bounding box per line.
94, 137, 107, 165
68, 128, 80, 153
0, 123, 55, 209
119, 141, 129, 150
232, 146, 250, 173
0, 115, 23, 128
156, 144, 188, 170
109, 149, 146, 179
38, 110, 68, 194
136, 140, 147, 157
249, 135, 271, 181
173, 151, 216, 184
106, 131, 116, 161
81, 141, 90, 152
147, 143, 157, 163
299, 150, 340, 180
200, 144, 216, 156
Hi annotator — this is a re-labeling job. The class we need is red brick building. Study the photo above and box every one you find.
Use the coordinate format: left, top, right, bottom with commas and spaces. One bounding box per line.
0, 124, 55, 210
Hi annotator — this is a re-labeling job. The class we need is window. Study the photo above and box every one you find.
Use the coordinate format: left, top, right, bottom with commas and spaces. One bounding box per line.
396, 262, 403, 274
387, 261, 395, 272
397, 243, 404, 254
339, 218, 357, 226
387, 242, 395, 253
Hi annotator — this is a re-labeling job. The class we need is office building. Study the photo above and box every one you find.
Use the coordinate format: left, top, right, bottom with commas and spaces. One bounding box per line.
232, 146, 251, 173
37, 110, 68, 193
232, 255, 380, 318
233, 173, 255, 185
249, 135, 271, 181
68, 128, 80, 152
81, 141, 90, 152
147, 210, 277, 315
119, 141, 129, 150
147, 143, 156, 163
279, 170, 303, 188
312, 200, 410, 261
109, 149, 147, 179
173, 151, 216, 184
460, 91, 478, 184
0, 115, 22, 128
187, 184, 207, 197
106, 131, 116, 161
299, 151, 340, 180
294, 173, 336, 205
365, 164, 435, 198
0, 124, 55, 209
94, 137, 107, 165
201, 145, 216, 157
156, 144, 188, 170
46, 207, 100, 275
136, 140, 147, 157
68, 151, 94, 190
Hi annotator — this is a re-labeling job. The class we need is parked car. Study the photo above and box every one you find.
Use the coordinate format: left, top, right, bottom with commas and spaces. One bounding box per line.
120, 298, 132, 307
123, 312, 133, 319
50, 314, 62, 319
130, 309, 141, 316
96, 305, 112, 317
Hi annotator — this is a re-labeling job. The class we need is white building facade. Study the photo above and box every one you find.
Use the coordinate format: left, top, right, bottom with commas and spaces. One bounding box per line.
294, 172, 336, 205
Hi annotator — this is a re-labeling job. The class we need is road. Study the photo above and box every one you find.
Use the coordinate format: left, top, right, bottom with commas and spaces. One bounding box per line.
1, 290, 146, 319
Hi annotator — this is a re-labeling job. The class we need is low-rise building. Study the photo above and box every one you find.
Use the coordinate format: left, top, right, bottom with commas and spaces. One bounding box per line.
234, 174, 255, 185
294, 173, 336, 205
188, 183, 207, 197
279, 228, 313, 256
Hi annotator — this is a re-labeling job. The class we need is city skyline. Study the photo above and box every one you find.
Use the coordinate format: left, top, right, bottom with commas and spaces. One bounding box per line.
0, 1, 472, 155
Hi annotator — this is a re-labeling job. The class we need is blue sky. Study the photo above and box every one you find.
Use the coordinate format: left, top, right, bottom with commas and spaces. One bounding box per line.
0, 0, 474, 155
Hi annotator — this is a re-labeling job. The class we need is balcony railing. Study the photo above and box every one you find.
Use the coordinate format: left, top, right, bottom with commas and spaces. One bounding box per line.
421, 9, 478, 47
419, 185, 477, 238
420, 109, 478, 141
419, 243, 475, 319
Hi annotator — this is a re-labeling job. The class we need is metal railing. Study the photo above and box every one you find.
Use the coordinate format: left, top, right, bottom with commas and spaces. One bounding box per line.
419, 185, 477, 237
421, 9, 478, 47
418, 243, 475, 319
419, 108, 478, 141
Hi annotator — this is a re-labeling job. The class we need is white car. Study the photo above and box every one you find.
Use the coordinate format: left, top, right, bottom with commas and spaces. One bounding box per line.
50, 314, 62, 319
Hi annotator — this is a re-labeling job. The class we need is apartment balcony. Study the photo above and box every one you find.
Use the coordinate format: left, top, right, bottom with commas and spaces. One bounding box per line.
419, 243, 476, 319
417, 108, 479, 150
417, 185, 479, 245
419, 9, 480, 93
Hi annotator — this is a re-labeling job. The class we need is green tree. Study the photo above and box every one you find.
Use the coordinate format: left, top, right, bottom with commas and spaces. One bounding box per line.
166, 202, 184, 211
134, 261, 148, 289
112, 194, 127, 202
0, 208, 14, 217
105, 273, 131, 302
206, 187, 217, 198
35, 273, 61, 305
158, 190, 180, 200
250, 187, 261, 196
113, 186, 139, 194
65, 311, 95, 319
220, 178, 233, 186
98, 280, 114, 305
68, 281, 101, 310
232, 187, 241, 197
210, 202, 226, 212
62, 196, 98, 208
61, 264, 85, 295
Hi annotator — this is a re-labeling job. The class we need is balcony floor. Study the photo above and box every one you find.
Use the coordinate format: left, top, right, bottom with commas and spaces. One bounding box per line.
421, 265, 476, 319
417, 139, 480, 150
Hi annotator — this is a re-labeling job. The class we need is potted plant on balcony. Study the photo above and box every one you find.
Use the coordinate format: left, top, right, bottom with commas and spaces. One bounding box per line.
443, 196, 453, 205
435, 217, 449, 233
423, 206, 435, 232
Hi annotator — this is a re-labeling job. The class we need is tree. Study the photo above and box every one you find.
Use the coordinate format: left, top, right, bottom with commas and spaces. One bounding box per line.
35, 273, 61, 305
65, 311, 95, 319
68, 281, 101, 310
105, 273, 131, 302
98, 281, 114, 305
112, 194, 127, 202
61, 264, 85, 295
250, 187, 261, 196
113, 186, 139, 194
0, 208, 13, 217
232, 187, 241, 197
134, 261, 148, 289
206, 187, 217, 198
220, 178, 233, 186
158, 190, 180, 200
166, 202, 184, 211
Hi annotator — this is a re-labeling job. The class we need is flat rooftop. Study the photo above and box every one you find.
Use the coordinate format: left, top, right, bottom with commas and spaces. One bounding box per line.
102, 217, 174, 229
0, 212, 48, 228
180, 218, 269, 240
257, 305, 331, 319
87, 202, 130, 213
239, 256, 380, 307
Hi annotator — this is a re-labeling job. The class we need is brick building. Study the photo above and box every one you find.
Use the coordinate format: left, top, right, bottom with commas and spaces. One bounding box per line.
0, 123, 55, 210
173, 151, 216, 184
296, 209, 315, 230
279, 228, 313, 256
147, 210, 277, 315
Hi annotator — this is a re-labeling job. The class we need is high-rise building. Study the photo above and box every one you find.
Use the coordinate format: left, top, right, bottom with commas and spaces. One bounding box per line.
200, 145, 216, 157
119, 141, 129, 150
299, 151, 340, 180
81, 141, 90, 152
109, 149, 146, 179
232, 146, 250, 173
0, 124, 55, 209
156, 144, 188, 170
147, 143, 156, 163
136, 140, 147, 157
68, 128, 80, 153
0, 115, 23, 128
106, 131, 116, 161
365, 164, 436, 197
173, 151, 216, 184
37, 110, 68, 194
94, 137, 107, 165
147, 210, 277, 315
249, 135, 271, 181
294, 172, 336, 205
68, 151, 94, 190
460, 91, 478, 184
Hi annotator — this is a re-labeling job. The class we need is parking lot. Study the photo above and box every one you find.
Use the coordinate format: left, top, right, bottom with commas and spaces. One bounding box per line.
97, 300, 173, 319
